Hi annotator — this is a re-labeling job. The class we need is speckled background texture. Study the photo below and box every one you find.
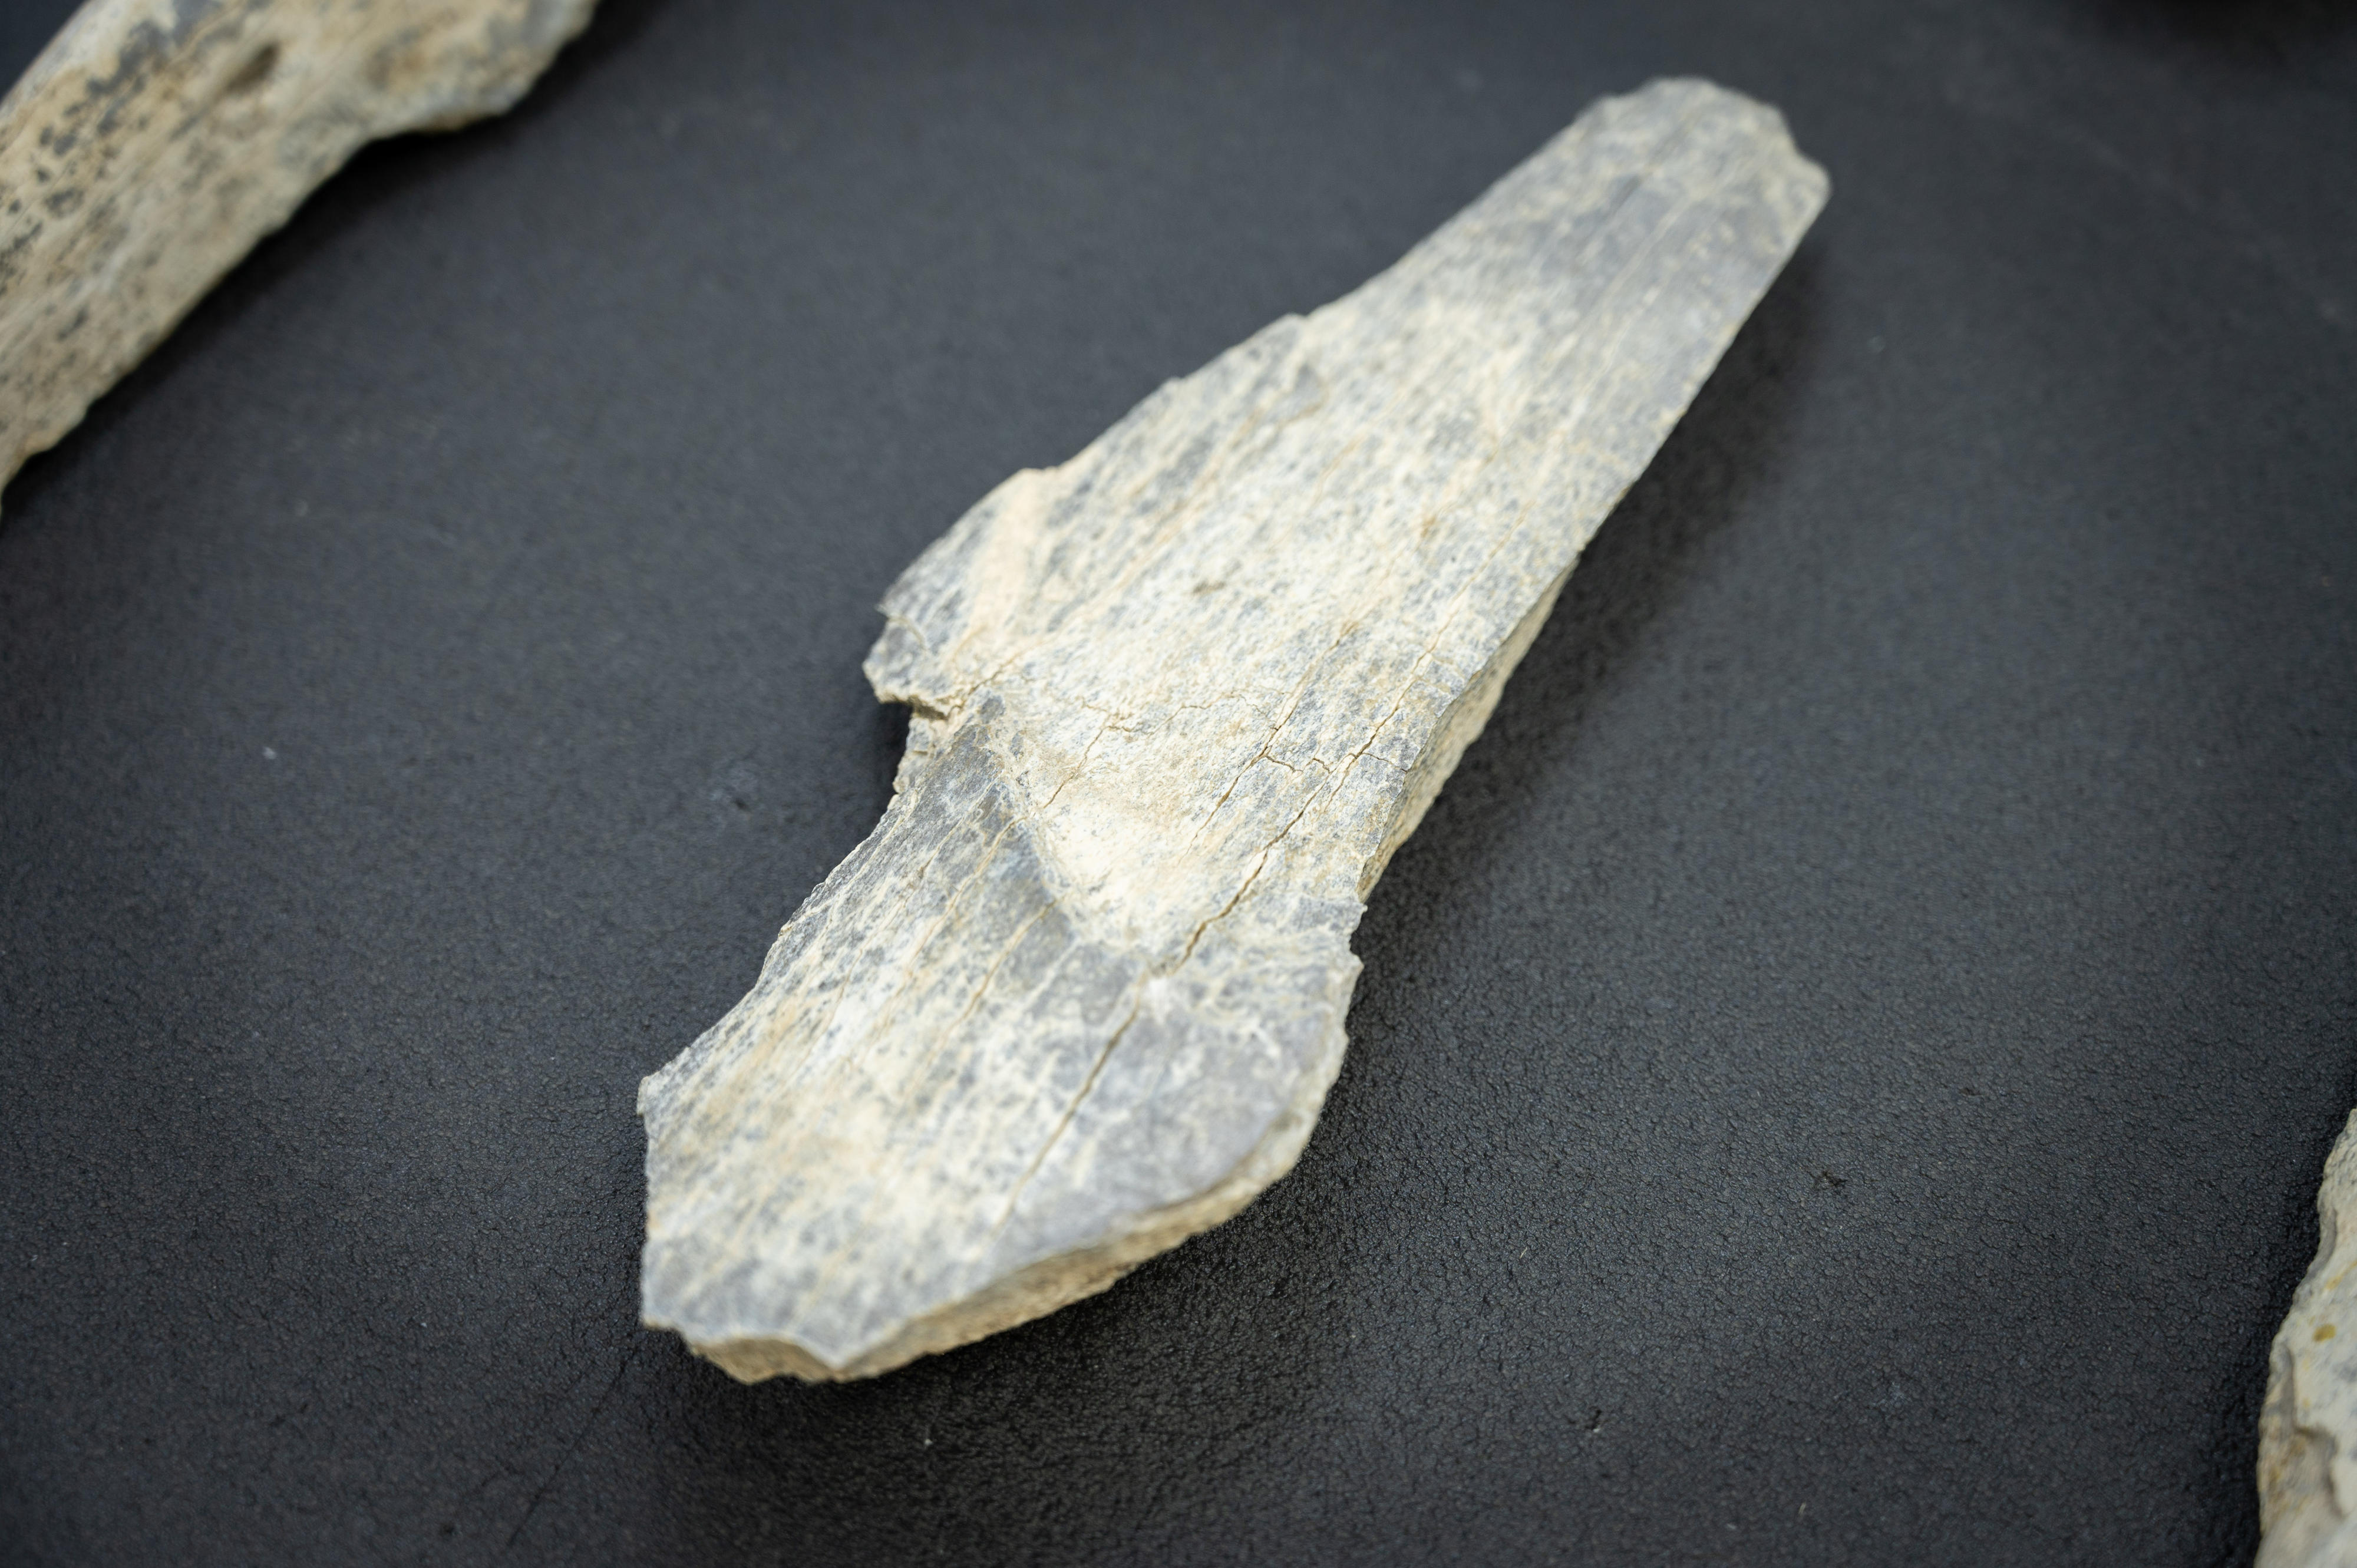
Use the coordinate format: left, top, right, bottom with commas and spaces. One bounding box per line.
2, 2, 2352, 1563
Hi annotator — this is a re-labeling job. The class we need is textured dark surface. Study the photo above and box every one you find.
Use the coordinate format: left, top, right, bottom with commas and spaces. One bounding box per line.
1, 1, 2352, 1563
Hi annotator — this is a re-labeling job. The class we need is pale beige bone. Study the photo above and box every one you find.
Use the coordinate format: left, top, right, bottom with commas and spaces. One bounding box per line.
2260, 1111, 2357, 1568
638, 78, 1828, 1382
0, 0, 597, 497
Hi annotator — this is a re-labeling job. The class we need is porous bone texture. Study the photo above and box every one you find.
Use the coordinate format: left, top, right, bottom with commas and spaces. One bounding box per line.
0, 0, 597, 497
639, 77, 1828, 1382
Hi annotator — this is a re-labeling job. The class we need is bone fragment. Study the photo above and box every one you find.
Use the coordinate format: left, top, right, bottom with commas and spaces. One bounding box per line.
2260, 1111, 2357, 1567
0, 0, 597, 497
639, 78, 1827, 1382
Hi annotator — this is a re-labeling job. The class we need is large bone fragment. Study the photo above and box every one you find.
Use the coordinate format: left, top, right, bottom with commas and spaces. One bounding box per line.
0, 0, 597, 497
2260, 1111, 2357, 1567
640, 78, 1827, 1382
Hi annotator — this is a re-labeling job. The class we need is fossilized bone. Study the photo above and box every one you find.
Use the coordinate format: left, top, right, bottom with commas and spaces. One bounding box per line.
639, 78, 1827, 1382
0, 0, 598, 499
2260, 1111, 2357, 1568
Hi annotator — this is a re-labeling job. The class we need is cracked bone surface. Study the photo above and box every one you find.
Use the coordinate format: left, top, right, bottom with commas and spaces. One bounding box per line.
639, 78, 1827, 1382
0, 0, 597, 499
2260, 1111, 2357, 1568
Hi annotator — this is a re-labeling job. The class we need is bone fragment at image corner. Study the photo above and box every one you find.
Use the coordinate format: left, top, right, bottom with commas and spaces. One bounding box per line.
0, 0, 600, 501
2260, 1110, 2357, 1568
637, 78, 1829, 1382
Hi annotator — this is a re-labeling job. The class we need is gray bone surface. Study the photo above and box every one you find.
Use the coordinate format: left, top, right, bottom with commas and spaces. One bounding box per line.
639, 77, 1828, 1382
0, 0, 597, 500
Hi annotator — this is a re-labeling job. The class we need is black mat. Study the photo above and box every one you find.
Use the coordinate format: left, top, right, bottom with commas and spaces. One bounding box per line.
4, 2, 2353, 1562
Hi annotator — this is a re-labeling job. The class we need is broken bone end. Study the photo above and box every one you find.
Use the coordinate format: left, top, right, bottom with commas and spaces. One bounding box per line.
645, 1020, 1342, 1384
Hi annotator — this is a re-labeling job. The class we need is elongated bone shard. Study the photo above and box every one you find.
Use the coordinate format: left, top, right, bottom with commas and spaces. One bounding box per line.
0, 0, 598, 497
640, 78, 1827, 1382
2259, 1111, 2357, 1568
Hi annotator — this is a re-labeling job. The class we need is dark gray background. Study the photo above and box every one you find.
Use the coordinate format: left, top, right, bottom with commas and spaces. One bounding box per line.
3, 1, 2353, 1563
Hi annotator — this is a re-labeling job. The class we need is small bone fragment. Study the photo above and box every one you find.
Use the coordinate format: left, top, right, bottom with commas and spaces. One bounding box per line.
0, 0, 598, 497
639, 78, 1827, 1382
2260, 1111, 2357, 1567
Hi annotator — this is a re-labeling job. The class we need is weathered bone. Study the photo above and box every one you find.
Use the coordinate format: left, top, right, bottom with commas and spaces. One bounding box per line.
2259, 1111, 2357, 1568
639, 78, 1827, 1382
0, 0, 597, 499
